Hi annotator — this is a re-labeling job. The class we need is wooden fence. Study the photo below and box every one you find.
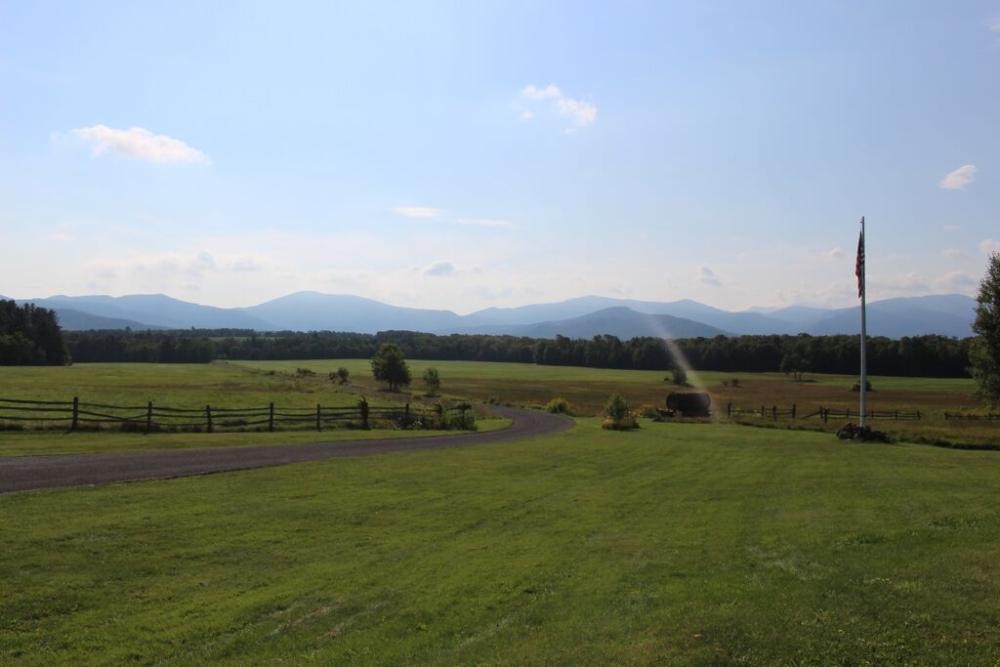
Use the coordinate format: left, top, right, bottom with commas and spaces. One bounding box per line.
944, 412, 1000, 421
801, 407, 921, 423
726, 403, 922, 423
726, 403, 796, 420
0, 397, 472, 433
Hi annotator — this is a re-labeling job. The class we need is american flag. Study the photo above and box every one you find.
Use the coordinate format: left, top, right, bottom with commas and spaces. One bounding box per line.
855, 218, 865, 299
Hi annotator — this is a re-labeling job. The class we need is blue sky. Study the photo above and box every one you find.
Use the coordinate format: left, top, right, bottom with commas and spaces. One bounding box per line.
2, 1, 998, 312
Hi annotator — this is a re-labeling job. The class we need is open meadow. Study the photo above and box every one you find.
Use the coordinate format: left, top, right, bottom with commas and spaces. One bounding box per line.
2, 418, 998, 664
233, 359, 997, 448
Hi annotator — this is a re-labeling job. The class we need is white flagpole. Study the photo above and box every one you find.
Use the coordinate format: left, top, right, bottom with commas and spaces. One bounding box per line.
859, 217, 867, 428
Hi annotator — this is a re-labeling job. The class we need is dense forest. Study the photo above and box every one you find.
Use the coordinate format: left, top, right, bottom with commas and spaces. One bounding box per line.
61, 328, 974, 378
0, 300, 70, 365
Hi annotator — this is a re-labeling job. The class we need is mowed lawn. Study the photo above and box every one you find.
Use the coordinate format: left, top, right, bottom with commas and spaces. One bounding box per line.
2, 420, 998, 665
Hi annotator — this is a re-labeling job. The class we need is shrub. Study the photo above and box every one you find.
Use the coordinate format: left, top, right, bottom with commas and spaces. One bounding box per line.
545, 397, 574, 415
602, 393, 639, 430
637, 403, 660, 419
672, 368, 688, 386
331, 367, 350, 384
295, 367, 316, 377
423, 367, 441, 395
851, 380, 873, 392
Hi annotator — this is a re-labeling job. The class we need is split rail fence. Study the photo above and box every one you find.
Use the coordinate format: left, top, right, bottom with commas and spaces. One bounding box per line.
727, 403, 922, 423
0, 397, 472, 433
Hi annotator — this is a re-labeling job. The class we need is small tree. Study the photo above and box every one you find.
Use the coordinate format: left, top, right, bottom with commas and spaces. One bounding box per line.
971, 252, 1000, 407
422, 367, 441, 395
780, 352, 807, 381
332, 367, 350, 385
602, 393, 638, 430
371, 343, 411, 392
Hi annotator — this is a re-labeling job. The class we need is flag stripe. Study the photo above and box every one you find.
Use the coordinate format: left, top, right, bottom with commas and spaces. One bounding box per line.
855, 226, 865, 298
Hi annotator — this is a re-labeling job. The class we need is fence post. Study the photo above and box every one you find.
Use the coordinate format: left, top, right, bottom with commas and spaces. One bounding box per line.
772, 405, 777, 420
792, 403, 797, 419
822, 407, 828, 424
360, 397, 369, 429
145, 401, 153, 434
205, 405, 213, 433
316, 403, 322, 431
916, 410, 921, 420
404, 402, 410, 426
71, 396, 79, 431
760, 404, 765, 418
727, 402, 732, 417
268, 402, 275, 432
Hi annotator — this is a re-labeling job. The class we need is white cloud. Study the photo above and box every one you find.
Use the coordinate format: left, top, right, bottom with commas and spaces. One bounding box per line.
980, 239, 1000, 255
72, 125, 209, 164
454, 218, 513, 229
519, 110, 534, 121
940, 271, 977, 290
423, 261, 455, 277
939, 164, 976, 190
521, 84, 562, 101
698, 266, 721, 287
822, 247, 845, 260
942, 248, 964, 259
392, 206, 442, 218
520, 83, 598, 129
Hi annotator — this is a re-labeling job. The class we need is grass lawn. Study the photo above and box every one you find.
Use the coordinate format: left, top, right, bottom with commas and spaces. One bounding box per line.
0, 362, 401, 409
0, 418, 511, 457
2, 420, 998, 665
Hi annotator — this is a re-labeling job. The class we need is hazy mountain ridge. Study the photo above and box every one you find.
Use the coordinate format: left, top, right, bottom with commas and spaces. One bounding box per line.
12, 292, 978, 339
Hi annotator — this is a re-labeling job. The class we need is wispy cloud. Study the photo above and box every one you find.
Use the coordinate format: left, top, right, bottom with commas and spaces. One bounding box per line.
698, 266, 721, 287
980, 239, 1000, 255
942, 248, 964, 259
822, 247, 844, 260
423, 261, 455, 277
71, 125, 209, 164
939, 164, 976, 190
392, 206, 442, 218
520, 84, 597, 129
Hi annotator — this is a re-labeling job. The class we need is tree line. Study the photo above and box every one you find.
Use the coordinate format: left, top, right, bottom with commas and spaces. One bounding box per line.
0, 300, 69, 365
58, 328, 974, 378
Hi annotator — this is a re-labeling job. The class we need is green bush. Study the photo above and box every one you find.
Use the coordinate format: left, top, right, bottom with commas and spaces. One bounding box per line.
545, 398, 574, 415
602, 393, 639, 430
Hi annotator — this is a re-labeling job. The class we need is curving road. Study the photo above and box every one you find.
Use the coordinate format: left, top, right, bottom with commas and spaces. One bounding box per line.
0, 406, 572, 494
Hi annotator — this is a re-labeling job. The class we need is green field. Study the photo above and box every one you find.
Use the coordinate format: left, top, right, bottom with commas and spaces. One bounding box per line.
2, 419, 998, 664
233, 359, 997, 447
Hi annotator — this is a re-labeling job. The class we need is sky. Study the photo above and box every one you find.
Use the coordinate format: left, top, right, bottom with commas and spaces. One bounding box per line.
1, 1, 999, 314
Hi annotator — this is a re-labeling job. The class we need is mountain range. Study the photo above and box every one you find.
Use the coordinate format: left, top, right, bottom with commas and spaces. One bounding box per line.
10, 291, 978, 339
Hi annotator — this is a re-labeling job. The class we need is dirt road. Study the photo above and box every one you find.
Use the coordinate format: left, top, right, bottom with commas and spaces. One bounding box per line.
0, 406, 572, 494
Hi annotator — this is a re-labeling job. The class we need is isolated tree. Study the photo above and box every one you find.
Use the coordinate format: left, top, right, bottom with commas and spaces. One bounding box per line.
970, 252, 1000, 407
371, 343, 411, 392
422, 367, 441, 395
780, 352, 807, 381
332, 367, 350, 385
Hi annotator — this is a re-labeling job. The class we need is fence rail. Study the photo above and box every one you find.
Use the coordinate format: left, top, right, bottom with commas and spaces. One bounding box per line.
0, 396, 472, 433
726, 403, 797, 420
944, 412, 1000, 421
802, 407, 921, 422
724, 402, 922, 423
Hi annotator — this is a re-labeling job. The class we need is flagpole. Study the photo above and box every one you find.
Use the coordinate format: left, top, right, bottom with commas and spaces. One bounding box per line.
859, 216, 867, 428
